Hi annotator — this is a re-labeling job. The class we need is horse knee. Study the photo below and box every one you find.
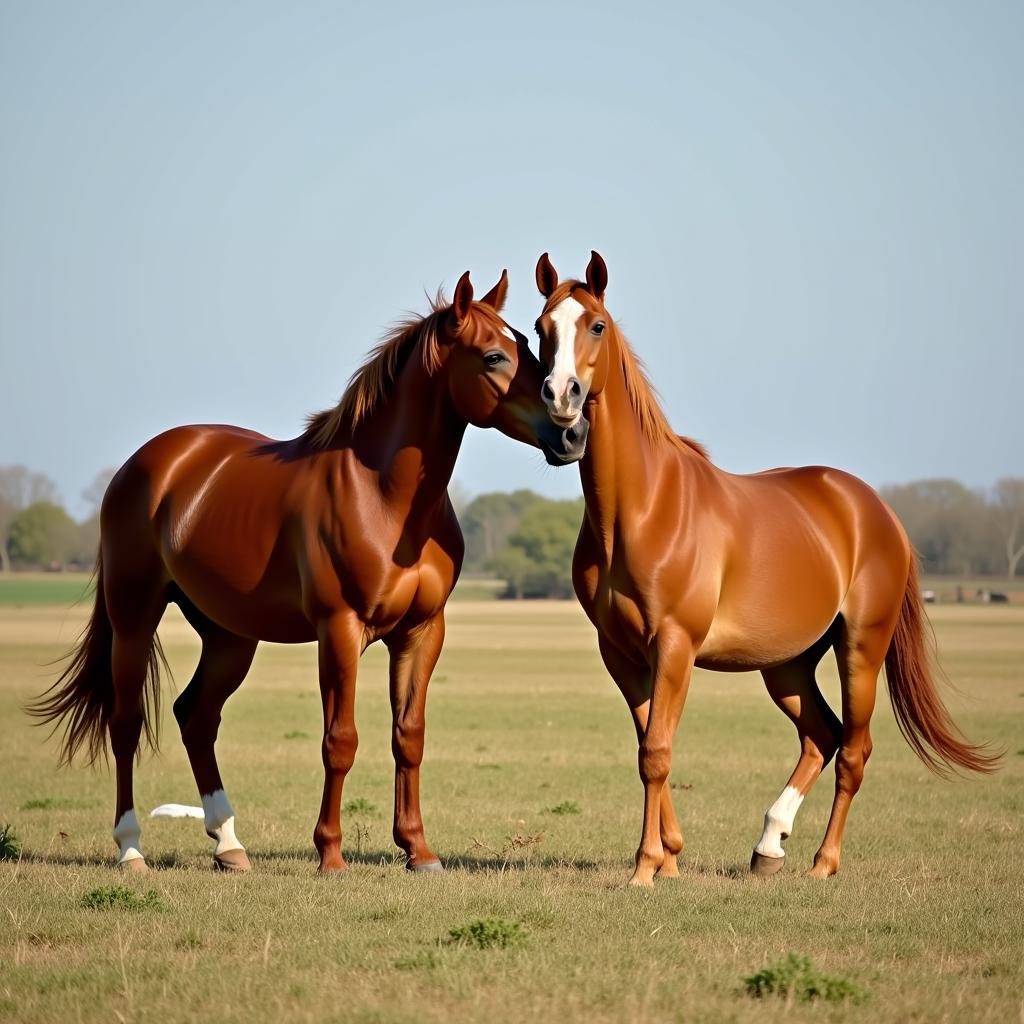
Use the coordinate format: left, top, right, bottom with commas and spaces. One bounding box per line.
638, 740, 671, 785
323, 724, 358, 774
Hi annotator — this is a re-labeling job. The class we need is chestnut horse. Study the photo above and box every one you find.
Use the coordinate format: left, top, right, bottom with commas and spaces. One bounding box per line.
534, 251, 997, 886
31, 270, 586, 874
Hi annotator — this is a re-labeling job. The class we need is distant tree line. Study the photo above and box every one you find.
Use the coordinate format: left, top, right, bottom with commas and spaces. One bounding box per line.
0, 466, 113, 572
880, 478, 1024, 578
460, 489, 583, 598
2, 465, 1022, 587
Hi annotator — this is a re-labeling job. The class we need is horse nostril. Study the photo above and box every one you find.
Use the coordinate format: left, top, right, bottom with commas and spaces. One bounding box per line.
542, 380, 555, 403
569, 377, 582, 399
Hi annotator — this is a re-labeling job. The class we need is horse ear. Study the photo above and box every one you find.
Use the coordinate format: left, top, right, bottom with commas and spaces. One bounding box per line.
479, 269, 509, 312
452, 271, 474, 323
535, 253, 559, 298
585, 250, 608, 301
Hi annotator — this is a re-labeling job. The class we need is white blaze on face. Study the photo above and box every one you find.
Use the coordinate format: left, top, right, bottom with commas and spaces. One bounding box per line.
546, 295, 585, 422
754, 785, 804, 859
202, 789, 244, 855
113, 808, 144, 865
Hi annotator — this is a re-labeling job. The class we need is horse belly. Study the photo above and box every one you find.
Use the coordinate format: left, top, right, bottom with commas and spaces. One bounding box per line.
167, 558, 314, 642
161, 514, 313, 642
696, 569, 842, 671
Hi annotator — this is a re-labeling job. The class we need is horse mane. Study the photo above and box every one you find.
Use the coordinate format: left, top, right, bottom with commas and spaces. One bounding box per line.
301, 290, 448, 448
545, 282, 709, 461
617, 327, 710, 460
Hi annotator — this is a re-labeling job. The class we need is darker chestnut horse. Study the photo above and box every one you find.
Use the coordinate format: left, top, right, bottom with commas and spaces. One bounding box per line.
31, 270, 586, 874
534, 251, 997, 886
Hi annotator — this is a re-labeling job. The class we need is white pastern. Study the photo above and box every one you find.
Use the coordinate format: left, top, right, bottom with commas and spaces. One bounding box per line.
113, 809, 144, 865
754, 785, 804, 859
202, 789, 244, 855
547, 296, 585, 415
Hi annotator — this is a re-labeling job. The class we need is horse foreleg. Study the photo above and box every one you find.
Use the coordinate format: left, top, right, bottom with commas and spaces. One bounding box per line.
598, 637, 684, 878
630, 629, 695, 888
314, 614, 362, 874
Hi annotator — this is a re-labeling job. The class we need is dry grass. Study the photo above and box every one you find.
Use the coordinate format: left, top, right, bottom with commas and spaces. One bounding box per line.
0, 599, 1021, 1023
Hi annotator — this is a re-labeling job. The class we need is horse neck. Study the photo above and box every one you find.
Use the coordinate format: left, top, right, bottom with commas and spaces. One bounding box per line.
350, 355, 464, 519
579, 332, 679, 548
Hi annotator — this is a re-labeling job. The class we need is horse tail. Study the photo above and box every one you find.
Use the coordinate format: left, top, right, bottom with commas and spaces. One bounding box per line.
26, 551, 168, 766
884, 556, 1000, 777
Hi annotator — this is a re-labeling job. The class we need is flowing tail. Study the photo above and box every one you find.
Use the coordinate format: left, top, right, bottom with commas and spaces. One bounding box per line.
885, 557, 1001, 777
26, 552, 168, 766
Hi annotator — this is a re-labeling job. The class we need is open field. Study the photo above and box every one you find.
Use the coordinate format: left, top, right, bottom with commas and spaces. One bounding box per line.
2, 571, 1019, 608
1, 598, 1022, 1023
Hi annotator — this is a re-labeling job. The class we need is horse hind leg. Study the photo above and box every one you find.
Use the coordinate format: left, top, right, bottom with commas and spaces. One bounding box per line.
809, 613, 890, 878
108, 585, 168, 872
751, 643, 842, 877
168, 611, 257, 872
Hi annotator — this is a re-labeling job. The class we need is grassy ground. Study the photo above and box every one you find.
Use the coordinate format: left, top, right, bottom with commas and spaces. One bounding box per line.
0, 598, 1021, 1023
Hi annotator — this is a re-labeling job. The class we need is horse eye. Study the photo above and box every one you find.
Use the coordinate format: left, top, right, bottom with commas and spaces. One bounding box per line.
484, 351, 507, 368
592, 322, 606, 336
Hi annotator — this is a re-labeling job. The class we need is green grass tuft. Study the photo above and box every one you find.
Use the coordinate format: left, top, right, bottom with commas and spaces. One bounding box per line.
282, 730, 309, 740
343, 797, 377, 816
79, 886, 166, 912
743, 953, 864, 1003
0, 823, 21, 860
548, 800, 580, 815
446, 918, 527, 950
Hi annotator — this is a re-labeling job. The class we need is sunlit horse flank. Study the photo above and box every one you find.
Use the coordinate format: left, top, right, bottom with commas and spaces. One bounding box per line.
534, 251, 998, 887
30, 270, 586, 874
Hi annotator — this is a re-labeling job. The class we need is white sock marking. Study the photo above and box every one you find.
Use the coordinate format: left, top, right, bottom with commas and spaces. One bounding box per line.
754, 785, 804, 859
150, 803, 205, 819
113, 809, 144, 865
202, 789, 244, 855
546, 295, 585, 420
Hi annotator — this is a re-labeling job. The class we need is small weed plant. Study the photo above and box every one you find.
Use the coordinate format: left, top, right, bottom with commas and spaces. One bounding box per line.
548, 801, 580, 815
743, 953, 864, 1003
0, 824, 21, 861
446, 918, 527, 950
80, 886, 166, 912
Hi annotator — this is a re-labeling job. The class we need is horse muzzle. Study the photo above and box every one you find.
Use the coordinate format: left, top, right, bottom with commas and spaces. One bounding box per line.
539, 415, 589, 466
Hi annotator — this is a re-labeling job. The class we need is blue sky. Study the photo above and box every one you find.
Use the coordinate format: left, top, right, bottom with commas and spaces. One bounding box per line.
2, 1, 1021, 517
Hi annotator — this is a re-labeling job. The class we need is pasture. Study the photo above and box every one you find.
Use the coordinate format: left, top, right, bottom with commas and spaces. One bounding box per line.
1, 593, 1021, 1023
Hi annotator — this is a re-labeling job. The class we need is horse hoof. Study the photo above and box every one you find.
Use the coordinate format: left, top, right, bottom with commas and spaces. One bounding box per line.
656, 856, 681, 879
317, 861, 348, 876
750, 851, 785, 878
408, 859, 444, 874
627, 870, 655, 888
117, 857, 148, 873
214, 848, 251, 872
